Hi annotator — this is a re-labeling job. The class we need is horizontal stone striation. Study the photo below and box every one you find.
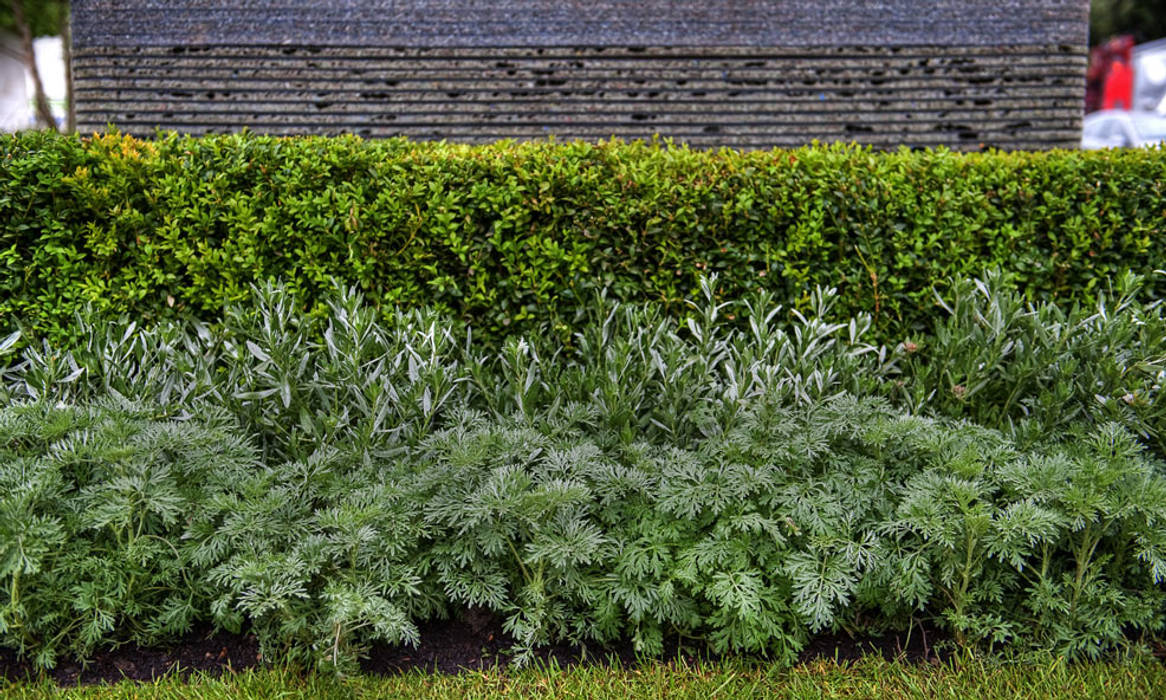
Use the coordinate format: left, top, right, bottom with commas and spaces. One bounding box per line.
72, 0, 1086, 49
74, 45, 1085, 150
71, 1, 1088, 149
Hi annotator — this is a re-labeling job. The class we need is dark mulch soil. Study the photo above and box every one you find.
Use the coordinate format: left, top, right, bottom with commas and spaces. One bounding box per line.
362, 606, 668, 675
0, 626, 261, 686
361, 607, 949, 675
797, 620, 949, 666
0, 609, 948, 686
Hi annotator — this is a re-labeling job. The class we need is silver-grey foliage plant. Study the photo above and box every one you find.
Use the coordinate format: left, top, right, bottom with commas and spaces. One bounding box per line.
2, 274, 1165, 671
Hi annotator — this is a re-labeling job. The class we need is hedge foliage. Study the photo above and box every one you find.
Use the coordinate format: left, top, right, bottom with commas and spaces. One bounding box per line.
3, 130, 1166, 344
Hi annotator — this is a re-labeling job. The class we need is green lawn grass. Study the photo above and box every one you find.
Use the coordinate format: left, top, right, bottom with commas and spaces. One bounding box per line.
3, 656, 1165, 700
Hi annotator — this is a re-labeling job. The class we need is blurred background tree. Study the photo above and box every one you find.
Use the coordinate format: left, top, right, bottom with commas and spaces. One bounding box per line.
1, 0, 70, 132
1091, 0, 1166, 44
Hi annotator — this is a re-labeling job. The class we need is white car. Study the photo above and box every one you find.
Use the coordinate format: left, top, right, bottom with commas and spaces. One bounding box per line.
1082, 110, 1166, 149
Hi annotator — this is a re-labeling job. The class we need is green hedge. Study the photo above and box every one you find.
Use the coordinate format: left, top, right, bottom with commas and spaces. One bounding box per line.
3, 130, 1165, 344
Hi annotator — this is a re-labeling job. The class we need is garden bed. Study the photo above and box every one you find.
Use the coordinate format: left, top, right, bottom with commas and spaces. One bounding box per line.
3, 611, 948, 686
2, 273, 1165, 679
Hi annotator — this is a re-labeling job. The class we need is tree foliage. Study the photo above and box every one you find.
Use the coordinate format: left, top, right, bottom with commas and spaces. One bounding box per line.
0, 0, 66, 39
1091, 0, 1166, 44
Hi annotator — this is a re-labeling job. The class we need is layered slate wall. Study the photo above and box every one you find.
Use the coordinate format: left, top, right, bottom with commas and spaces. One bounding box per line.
72, 0, 1089, 149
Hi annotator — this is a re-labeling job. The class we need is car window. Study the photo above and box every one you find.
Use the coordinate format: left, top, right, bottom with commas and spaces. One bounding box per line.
1087, 117, 1128, 146
1131, 118, 1166, 143
1084, 117, 1108, 138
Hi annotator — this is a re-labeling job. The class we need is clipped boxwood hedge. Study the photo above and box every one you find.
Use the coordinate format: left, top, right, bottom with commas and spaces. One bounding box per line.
2, 130, 1165, 345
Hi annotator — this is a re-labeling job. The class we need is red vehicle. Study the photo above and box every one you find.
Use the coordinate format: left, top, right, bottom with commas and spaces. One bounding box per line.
1087, 35, 1136, 113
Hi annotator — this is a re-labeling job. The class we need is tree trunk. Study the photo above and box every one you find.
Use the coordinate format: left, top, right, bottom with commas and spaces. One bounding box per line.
9, 0, 57, 132
60, 4, 73, 134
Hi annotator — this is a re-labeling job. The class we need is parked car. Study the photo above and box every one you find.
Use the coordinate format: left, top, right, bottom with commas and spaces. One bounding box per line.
1082, 110, 1166, 149
1133, 37, 1166, 113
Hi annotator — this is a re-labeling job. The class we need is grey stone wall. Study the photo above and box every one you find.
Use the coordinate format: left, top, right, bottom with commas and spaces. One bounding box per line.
72, 0, 1089, 149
